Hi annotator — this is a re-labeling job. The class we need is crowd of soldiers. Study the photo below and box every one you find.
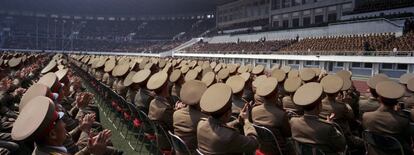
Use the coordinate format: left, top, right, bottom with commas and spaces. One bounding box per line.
0, 52, 123, 155
73, 53, 414, 155
1, 51, 414, 155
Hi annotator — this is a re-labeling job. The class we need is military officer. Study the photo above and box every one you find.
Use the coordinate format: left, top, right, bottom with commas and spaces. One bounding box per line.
130, 69, 154, 113
147, 71, 174, 150
282, 77, 303, 116
290, 82, 346, 154
362, 81, 413, 155
173, 80, 207, 154
226, 75, 248, 115
169, 69, 184, 104
11, 96, 112, 155
359, 75, 389, 116
252, 77, 291, 155
197, 83, 259, 154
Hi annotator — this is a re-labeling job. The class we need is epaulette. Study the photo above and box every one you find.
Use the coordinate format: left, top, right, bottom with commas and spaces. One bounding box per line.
317, 118, 333, 125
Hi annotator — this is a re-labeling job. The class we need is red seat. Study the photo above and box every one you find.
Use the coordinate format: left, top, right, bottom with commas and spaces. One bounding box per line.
111, 101, 117, 107
133, 118, 142, 128
161, 150, 172, 155
255, 149, 266, 155
145, 133, 156, 141
123, 112, 131, 120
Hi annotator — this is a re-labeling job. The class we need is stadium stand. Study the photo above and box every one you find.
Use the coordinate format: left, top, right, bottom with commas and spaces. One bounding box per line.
181, 31, 414, 54
1, 15, 215, 52
280, 33, 396, 52
183, 39, 296, 52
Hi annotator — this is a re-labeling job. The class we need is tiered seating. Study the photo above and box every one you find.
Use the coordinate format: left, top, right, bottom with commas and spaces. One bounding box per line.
183, 39, 296, 52
280, 33, 395, 52
1, 15, 215, 52
379, 31, 414, 51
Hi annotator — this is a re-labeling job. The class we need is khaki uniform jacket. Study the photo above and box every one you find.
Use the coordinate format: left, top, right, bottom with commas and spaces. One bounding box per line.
125, 88, 137, 104
320, 97, 354, 120
197, 117, 258, 155
148, 96, 174, 149
134, 88, 154, 111
403, 96, 414, 109
173, 106, 206, 151
148, 96, 174, 130
116, 80, 127, 98
282, 96, 302, 113
32, 145, 88, 155
359, 97, 380, 115
252, 101, 291, 155
290, 114, 346, 154
362, 106, 413, 155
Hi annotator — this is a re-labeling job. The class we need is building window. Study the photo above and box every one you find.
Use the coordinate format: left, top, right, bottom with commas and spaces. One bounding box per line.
303, 17, 311, 26
283, 20, 289, 28
364, 63, 372, 68
292, 18, 300, 27
288, 60, 298, 64
272, 60, 279, 63
335, 62, 344, 67
306, 61, 313, 66
381, 63, 393, 69
272, 0, 281, 9
328, 13, 337, 22
397, 64, 408, 70
352, 62, 362, 68
315, 15, 324, 24
273, 21, 280, 27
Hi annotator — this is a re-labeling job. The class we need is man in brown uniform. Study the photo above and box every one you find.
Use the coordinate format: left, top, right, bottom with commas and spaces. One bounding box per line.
252, 77, 291, 155
282, 77, 303, 116
226, 75, 248, 115
362, 81, 413, 155
169, 69, 184, 104
359, 75, 389, 116
173, 80, 207, 154
12, 96, 112, 155
147, 71, 174, 150
319, 75, 364, 150
290, 82, 346, 154
197, 83, 259, 154
131, 69, 154, 113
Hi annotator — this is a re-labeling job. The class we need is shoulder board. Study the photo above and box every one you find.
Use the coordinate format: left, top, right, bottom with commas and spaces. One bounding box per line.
317, 118, 333, 125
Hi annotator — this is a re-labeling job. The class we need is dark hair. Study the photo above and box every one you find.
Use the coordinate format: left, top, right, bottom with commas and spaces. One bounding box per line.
370, 89, 379, 98
379, 97, 399, 106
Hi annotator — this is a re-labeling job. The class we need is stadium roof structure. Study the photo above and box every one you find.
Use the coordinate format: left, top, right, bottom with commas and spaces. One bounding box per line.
0, 0, 234, 16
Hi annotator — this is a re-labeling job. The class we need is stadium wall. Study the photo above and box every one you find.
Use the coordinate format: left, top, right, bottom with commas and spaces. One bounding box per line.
207, 18, 404, 43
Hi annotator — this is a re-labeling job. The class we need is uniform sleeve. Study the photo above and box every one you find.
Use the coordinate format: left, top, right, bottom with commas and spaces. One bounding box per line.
344, 103, 355, 120
226, 120, 259, 153
281, 113, 292, 137
74, 147, 90, 155
327, 125, 346, 152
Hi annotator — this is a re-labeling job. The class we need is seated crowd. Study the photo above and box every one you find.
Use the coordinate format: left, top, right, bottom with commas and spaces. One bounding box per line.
0, 52, 123, 154
183, 32, 414, 54
1, 14, 215, 52
29, 52, 413, 155
184, 39, 296, 53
